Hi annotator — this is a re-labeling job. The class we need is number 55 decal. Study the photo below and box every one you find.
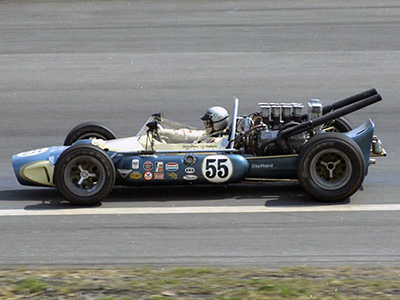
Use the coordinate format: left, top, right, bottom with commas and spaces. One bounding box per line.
202, 155, 233, 183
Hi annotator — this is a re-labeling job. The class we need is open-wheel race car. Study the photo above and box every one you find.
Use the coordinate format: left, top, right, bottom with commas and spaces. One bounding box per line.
12, 89, 386, 205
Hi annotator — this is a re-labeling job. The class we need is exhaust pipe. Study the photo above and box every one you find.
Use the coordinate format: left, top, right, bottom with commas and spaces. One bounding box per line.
322, 88, 378, 114
280, 93, 382, 139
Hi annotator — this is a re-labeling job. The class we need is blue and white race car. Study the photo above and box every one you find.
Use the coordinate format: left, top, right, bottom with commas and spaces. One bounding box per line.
12, 89, 386, 205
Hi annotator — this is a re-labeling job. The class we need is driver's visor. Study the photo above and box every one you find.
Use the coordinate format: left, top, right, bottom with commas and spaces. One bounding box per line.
201, 113, 211, 121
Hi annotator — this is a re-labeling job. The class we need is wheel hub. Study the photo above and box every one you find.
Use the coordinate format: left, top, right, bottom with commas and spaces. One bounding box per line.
77, 165, 96, 186
80, 170, 90, 179
321, 160, 341, 179
310, 148, 352, 190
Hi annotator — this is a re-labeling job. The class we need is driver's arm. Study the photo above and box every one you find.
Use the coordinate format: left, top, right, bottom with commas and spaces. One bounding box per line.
158, 125, 205, 143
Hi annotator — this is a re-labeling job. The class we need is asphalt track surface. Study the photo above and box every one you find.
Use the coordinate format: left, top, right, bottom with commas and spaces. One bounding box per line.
0, 0, 399, 268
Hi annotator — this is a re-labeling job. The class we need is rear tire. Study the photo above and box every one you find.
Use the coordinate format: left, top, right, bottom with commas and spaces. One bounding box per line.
54, 144, 115, 205
297, 133, 366, 202
64, 122, 116, 146
325, 117, 353, 132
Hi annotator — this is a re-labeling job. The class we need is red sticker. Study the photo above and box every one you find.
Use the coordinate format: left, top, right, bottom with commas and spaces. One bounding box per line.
143, 161, 153, 171
144, 171, 153, 181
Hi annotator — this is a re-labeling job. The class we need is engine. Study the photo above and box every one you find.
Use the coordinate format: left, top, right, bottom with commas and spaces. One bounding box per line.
234, 99, 324, 155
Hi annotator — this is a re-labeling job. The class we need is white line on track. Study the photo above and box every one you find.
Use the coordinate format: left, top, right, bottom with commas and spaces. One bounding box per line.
0, 204, 400, 217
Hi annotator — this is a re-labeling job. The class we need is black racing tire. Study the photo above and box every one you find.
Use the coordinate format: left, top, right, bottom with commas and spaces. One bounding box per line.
54, 144, 116, 206
64, 122, 116, 146
326, 117, 353, 132
297, 132, 366, 202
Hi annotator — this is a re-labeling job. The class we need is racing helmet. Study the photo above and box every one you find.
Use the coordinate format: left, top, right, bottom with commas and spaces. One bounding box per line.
201, 106, 229, 134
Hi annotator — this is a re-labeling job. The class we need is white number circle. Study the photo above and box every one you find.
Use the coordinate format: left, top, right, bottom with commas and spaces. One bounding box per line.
17, 148, 49, 157
201, 155, 233, 183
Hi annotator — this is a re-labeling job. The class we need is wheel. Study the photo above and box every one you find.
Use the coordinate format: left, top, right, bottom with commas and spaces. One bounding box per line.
324, 117, 353, 132
54, 144, 116, 205
297, 132, 366, 202
64, 122, 116, 146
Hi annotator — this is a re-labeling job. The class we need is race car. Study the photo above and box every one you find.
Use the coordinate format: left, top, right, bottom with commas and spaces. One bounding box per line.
12, 89, 386, 206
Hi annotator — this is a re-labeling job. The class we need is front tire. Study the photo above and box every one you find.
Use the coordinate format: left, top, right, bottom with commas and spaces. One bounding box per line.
54, 144, 115, 205
64, 122, 116, 146
297, 133, 366, 202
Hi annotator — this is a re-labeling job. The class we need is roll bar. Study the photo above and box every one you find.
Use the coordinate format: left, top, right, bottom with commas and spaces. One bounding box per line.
228, 98, 239, 149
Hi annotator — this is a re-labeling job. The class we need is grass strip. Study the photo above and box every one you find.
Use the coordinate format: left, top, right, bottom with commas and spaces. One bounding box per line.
0, 266, 399, 299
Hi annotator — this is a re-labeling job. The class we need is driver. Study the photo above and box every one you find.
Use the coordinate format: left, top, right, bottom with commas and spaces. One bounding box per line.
157, 106, 229, 143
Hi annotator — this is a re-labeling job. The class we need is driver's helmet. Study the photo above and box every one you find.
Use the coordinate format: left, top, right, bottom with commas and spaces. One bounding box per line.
201, 106, 229, 134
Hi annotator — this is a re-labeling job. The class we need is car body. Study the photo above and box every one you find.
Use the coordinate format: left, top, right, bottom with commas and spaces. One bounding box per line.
12, 89, 386, 205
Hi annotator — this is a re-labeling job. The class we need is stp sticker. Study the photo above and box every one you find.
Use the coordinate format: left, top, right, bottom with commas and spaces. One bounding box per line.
132, 159, 139, 169
144, 171, 153, 181
143, 161, 153, 171
166, 162, 179, 171
201, 155, 233, 183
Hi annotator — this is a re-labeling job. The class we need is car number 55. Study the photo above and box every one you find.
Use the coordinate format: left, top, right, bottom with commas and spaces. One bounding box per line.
202, 155, 233, 183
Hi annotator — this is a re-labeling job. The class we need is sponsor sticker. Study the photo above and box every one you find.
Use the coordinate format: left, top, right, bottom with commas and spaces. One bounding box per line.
143, 161, 153, 171
118, 169, 133, 179
183, 174, 198, 181
17, 148, 49, 157
154, 173, 165, 180
156, 162, 164, 172
167, 172, 178, 180
144, 171, 153, 181
130, 172, 143, 180
184, 155, 197, 166
185, 167, 195, 174
166, 162, 179, 171
132, 159, 140, 169
251, 163, 274, 169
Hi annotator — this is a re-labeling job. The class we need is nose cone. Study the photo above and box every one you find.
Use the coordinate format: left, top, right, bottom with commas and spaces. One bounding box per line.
12, 146, 68, 186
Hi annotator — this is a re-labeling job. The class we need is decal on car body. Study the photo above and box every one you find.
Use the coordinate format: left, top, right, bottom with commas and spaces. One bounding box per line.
130, 172, 143, 179
167, 172, 178, 180
185, 167, 195, 174
154, 173, 164, 180
183, 174, 198, 181
118, 169, 133, 179
156, 162, 164, 172
17, 148, 49, 157
201, 155, 233, 183
143, 161, 153, 171
132, 159, 139, 169
184, 155, 197, 166
144, 171, 153, 181
166, 162, 179, 171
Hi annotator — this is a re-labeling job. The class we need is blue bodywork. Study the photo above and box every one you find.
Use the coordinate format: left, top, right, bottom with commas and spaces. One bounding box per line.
11, 119, 375, 187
